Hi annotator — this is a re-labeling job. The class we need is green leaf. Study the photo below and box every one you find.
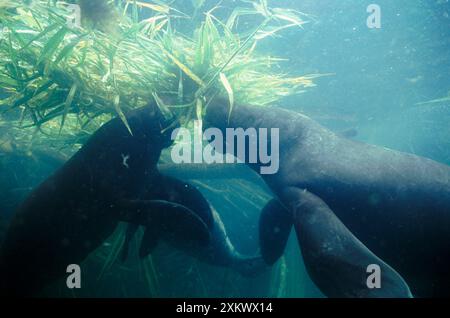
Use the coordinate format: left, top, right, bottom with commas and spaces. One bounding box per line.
0, 73, 18, 87
21, 23, 60, 52
153, 92, 174, 120
219, 72, 234, 122
54, 35, 84, 65
161, 46, 205, 87
60, 83, 77, 133
114, 95, 133, 136
37, 26, 68, 65
196, 97, 203, 121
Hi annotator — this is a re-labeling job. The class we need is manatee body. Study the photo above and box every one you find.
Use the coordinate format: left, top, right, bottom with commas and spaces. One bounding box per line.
159, 206, 266, 276
0, 103, 263, 297
205, 100, 450, 297
121, 175, 266, 277
0, 105, 195, 296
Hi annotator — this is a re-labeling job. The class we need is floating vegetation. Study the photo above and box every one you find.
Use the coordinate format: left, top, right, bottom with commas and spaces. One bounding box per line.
0, 0, 318, 150
417, 95, 450, 106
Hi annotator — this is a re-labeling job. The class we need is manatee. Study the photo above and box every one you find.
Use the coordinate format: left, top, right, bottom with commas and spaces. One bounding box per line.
120, 174, 267, 277
0, 104, 207, 297
204, 100, 450, 297
0, 103, 264, 297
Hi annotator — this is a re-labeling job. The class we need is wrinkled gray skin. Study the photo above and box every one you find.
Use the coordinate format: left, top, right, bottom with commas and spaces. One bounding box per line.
0, 104, 261, 297
205, 100, 450, 298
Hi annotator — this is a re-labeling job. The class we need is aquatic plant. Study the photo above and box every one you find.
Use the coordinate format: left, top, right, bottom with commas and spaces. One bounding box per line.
0, 1, 320, 298
0, 0, 318, 147
417, 94, 450, 105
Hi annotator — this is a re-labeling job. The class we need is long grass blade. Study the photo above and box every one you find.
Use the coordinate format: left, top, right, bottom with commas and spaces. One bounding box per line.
219, 72, 234, 122
60, 83, 77, 133
114, 95, 133, 136
37, 26, 68, 65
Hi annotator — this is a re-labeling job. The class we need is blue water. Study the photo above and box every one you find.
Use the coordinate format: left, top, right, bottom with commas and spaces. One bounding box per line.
276, 0, 450, 163
1, 0, 450, 298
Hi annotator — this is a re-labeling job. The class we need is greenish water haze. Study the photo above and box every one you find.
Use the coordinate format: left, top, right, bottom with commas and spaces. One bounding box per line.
1, 0, 449, 297
276, 0, 450, 163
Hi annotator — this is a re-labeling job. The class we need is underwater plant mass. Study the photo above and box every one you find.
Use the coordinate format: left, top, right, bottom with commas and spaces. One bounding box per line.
1, 0, 450, 303
0, 0, 316, 150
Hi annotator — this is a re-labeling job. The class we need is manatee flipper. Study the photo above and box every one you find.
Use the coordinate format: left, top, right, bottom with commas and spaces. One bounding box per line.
281, 187, 413, 298
120, 223, 139, 262
153, 175, 215, 229
139, 227, 160, 259
259, 199, 293, 265
118, 199, 210, 247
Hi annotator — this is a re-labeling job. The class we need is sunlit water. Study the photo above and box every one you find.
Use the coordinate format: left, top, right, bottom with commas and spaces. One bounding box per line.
0, 0, 449, 297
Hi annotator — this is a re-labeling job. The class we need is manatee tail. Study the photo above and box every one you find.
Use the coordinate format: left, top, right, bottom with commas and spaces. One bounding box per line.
283, 187, 413, 298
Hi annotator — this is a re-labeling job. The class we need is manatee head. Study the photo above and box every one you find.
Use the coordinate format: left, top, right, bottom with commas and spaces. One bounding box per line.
124, 103, 177, 149
79, 102, 179, 173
